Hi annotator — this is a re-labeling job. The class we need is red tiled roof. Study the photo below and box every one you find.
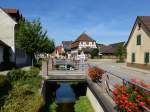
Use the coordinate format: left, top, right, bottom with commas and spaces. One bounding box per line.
1, 8, 23, 22
74, 33, 95, 42
2, 8, 19, 14
71, 41, 79, 49
139, 16, 150, 32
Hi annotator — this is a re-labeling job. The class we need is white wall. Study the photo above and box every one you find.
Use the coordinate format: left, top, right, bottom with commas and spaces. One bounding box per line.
0, 9, 16, 63
79, 41, 97, 49
86, 87, 104, 112
0, 47, 3, 63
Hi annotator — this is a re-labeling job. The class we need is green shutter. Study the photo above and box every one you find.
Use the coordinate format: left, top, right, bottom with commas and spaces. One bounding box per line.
144, 52, 149, 64
132, 53, 135, 63
137, 35, 141, 45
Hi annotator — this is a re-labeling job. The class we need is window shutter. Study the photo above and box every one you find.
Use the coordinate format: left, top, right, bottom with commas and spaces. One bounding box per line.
137, 35, 141, 45
144, 52, 149, 64
132, 53, 135, 63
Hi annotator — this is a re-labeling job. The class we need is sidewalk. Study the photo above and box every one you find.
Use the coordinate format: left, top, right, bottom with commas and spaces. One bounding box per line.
0, 66, 31, 75
116, 63, 150, 74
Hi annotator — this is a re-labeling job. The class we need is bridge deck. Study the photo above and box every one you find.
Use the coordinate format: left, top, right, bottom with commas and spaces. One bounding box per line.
47, 70, 87, 81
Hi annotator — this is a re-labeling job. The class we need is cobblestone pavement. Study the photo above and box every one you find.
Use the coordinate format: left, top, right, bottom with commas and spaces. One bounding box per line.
88, 59, 150, 84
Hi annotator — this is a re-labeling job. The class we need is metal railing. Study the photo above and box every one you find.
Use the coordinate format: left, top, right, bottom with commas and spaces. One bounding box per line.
51, 59, 88, 71
42, 59, 88, 76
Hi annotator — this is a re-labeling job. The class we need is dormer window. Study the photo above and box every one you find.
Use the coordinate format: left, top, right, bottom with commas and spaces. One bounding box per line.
137, 35, 141, 45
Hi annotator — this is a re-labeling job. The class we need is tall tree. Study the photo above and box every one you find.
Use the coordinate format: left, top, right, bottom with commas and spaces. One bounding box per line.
90, 48, 99, 59
16, 19, 55, 55
115, 45, 126, 62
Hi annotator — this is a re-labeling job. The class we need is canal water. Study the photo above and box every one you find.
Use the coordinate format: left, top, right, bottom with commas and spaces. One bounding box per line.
44, 81, 87, 112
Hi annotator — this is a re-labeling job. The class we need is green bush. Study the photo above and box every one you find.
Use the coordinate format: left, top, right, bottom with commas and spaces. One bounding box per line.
0, 75, 11, 90
7, 69, 26, 81
0, 85, 44, 112
91, 48, 99, 59
29, 67, 40, 76
1, 67, 43, 112
34, 60, 42, 69
0, 75, 7, 87
0, 67, 43, 112
49, 102, 58, 112
7, 67, 40, 82
0, 75, 11, 107
74, 96, 94, 112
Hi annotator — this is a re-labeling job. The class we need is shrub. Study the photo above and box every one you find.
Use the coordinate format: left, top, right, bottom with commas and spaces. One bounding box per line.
7, 67, 40, 81
0, 67, 43, 112
0, 75, 11, 107
34, 60, 42, 69
88, 66, 105, 81
0, 75, 7, 87
0, 85, 44, 112
74, 96, 94, 112
112, 79, 150, 112
49, 102, 58, 112
90, 48, 99, 59
26, 67, 40, 78
7, 69, 26, 81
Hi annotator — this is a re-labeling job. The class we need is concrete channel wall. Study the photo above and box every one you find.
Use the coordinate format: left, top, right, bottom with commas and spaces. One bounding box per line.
41, 78, 115, 112
86, 87, 104, 112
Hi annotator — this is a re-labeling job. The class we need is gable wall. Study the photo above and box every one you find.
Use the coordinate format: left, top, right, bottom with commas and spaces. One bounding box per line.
127, 21, 150, 64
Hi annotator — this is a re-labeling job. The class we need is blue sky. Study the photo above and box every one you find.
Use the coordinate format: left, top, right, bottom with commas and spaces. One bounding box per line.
1, 0, 150, 45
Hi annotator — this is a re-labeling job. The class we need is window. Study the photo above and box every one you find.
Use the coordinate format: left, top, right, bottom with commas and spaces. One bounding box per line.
132, 53, 135, 63
144, 52, 149, 64
138, 23, 141, 30
137, 35, 141, 45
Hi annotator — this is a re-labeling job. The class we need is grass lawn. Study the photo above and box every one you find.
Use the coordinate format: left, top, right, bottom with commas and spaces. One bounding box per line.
74, 96, 94, 112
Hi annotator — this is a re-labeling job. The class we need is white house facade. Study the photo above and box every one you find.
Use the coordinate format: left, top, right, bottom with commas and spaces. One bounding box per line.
0, 8, 32, 68
0, 8, 16, 63
71, 33, 97, 60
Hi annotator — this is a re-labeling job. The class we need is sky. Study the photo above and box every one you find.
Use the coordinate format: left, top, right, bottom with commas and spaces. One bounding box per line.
1, 0, 150, 45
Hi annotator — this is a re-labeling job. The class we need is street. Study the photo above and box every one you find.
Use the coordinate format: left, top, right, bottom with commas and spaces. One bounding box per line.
88, 59, 150, 84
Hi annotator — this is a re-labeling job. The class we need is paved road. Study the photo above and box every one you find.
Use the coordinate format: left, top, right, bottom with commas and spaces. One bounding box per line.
88, 59, 150, 84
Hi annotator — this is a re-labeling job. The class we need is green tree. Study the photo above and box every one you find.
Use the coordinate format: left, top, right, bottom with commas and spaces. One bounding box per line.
16, 19, 55, 55
115, 45, 126, 62
90, 48, 99, 59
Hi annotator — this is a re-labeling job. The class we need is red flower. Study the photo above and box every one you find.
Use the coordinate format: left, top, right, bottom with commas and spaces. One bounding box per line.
113, 83, 119, 88
139, 102, 145, 106
113, 79, 150, 111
